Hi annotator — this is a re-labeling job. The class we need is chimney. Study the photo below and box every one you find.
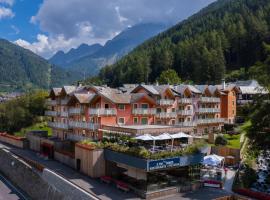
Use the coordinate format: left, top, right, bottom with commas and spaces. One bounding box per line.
222, 79, 226, 90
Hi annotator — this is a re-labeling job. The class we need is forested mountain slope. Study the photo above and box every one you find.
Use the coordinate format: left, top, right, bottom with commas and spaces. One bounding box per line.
100, 0, 270, 86
0, 39, 78, 92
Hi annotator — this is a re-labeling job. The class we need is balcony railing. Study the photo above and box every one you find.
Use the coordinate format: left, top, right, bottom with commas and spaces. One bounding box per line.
67, 134, 92, 142
177, 110, 193, 116
89, 108, 117, 116
156, 112, 177, 119
59, 111, 69, 117
69, 121, 100, 130
197, 108, 220, 113
196, 118, 224, 125
45, 111, 58, 116
176, 122, 197, 127
132, 108, 156, 115
178, 98, 192, 104
46, 100, 57, 106
199, 97, 220, 103
61, 98, 69, 105
69, 108, 84, 115
48, 122, 69, 129
157, 99, 175, 106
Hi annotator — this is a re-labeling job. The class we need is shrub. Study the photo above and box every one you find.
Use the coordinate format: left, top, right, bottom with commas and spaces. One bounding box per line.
215, 135, 228, 146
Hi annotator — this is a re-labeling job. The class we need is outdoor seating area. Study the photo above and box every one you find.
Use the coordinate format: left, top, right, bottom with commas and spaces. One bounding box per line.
134, 132, 195, 154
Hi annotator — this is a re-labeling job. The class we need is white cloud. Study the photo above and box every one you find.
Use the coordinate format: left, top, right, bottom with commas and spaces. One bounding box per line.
0, 6, 14, 19
0, 0, 14, 6
17, 0, 216, 58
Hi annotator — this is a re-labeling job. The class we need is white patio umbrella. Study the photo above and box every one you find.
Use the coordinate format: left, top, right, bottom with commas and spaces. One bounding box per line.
170, 132, 193, 151
134, 134, 158, 150
203, 154, 225, 167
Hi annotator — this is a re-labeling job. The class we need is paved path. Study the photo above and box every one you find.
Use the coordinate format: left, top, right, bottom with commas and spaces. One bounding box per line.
0, 174, 28, 200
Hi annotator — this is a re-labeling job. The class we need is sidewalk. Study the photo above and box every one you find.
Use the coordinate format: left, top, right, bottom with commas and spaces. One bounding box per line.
0, 143, 140, 200
223, 169, 236, 193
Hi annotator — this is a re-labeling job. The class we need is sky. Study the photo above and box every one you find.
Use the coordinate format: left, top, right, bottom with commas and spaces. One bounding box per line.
0, 0, 216, 58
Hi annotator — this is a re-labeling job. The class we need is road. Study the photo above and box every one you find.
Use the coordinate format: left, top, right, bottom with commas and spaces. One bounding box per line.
0, 174, 28, 200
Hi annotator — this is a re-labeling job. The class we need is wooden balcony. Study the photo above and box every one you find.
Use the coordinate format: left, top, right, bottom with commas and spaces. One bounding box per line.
132, 108, 156, 115
89, 108, 117, 116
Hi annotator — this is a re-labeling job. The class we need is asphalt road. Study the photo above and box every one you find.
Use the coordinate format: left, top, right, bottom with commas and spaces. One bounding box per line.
0, 174, 28, 200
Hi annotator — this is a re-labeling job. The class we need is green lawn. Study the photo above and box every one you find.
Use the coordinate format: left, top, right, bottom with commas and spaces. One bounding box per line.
223, 134, 241, 149
14, 122, 52, 137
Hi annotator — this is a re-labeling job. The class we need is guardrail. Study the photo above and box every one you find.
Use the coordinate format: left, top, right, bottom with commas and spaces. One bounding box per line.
156, 112, 177, 118
89, 108, 117, 116
48, 122, 69, 129
177, 110, 193, 116
45, 111, 58, 116
197, 108, 220, 113
69, 121, 100, 130
132, 108, 156, 115
157, 99, 175, 106
199, 97, 220, 103
69, 108, 83, 115
178, 98, 192, 104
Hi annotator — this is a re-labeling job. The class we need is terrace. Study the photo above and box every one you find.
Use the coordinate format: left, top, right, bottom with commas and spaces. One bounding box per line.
155, 112, 177, 119
197, 108, 220, 113
199, 97, 220, 103
69, 107, 84, 115
69, 120, 100, 130
178, 98, 192, 104
80, 133, 207, 194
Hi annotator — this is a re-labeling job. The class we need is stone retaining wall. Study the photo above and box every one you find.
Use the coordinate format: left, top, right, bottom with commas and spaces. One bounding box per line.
0, 148, 64, 200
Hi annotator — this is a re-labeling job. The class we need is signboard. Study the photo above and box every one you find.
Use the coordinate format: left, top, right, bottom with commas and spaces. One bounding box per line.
148, 157, 180, 171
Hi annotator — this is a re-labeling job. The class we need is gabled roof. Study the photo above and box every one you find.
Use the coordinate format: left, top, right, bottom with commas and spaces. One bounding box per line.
74, 93, 96, 104
173, 85, 201, 95
130, 93, 156, 104
97, 87, 131, 104
62, 86, 77, 95
49, 88, 62, 97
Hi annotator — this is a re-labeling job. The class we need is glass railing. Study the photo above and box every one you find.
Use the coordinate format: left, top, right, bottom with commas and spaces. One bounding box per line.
197, 108, 220, 113
60, 98, 69, 105
59, 111, 69, 117
89, 108, 117, 116
45, 111, 58, 116
48, 122, 69, 129
157, 99, 175, 106
67, 134, 92, 142
156, 112, 177, 118
176, 122, 197, 127
132, 108, 156, 115
196, 118, 224, 124
69, 121, 100, 130
199, 97, 220, 103
178, 98, 192, 104
46, 100, 57, 106
69, 108, 83, 115
177, 110, 193, 116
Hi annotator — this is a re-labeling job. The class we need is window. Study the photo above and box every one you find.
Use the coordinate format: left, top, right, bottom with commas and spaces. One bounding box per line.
171, 120, 175, 125
187, 106, 191, 110
156, 108, 161, 113
232, 101, 235, 106
172, 108, 175, 112
118, 117, 125, 124
118, 104, 125, 110
141, 118, 148, 125
105, 104, 109, 109
141, 103, 148, 109
133, 104, 138, 109
133, 117, 138, 124
232, 110, 235, 114
96, 103, 100, 108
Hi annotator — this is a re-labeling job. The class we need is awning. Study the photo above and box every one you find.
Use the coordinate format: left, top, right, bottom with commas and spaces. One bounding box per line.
202, 154, 225, 166
155, 133, 172, 140
134, 134, 157, 141
171, 132, 193, 139
99, 129, 131, 136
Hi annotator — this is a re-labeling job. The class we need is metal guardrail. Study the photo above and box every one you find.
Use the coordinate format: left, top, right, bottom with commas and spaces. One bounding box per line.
157, 99, 175, 106
132, 108, 156, 115
89, 108, 117, 116
197, 108, 220, 113
156, 112, 177, 118
199, 97, 220, 103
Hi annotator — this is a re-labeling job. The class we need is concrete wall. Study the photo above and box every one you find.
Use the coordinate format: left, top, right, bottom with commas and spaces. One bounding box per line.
0, 148, 64, 200
75, 144, 105, 178
54, 151, 75, 168
0, 134, 27, 149
27, 134, 41, 151
42, 169, 99, 200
